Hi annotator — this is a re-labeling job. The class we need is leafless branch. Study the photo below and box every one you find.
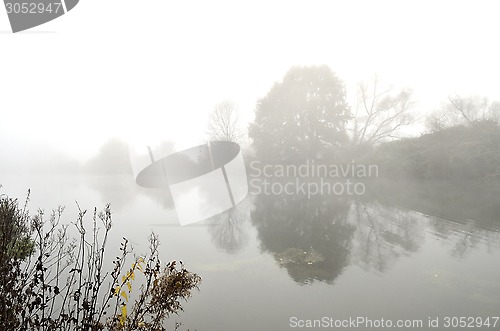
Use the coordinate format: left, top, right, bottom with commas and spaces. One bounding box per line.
350, 76, 416, 146
207, 100, 245, 143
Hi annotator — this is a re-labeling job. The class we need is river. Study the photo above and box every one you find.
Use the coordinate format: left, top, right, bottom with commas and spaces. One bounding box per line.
1, 174, 499, 330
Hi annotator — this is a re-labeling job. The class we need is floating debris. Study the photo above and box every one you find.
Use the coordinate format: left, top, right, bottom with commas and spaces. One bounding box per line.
276, 247, 325, 266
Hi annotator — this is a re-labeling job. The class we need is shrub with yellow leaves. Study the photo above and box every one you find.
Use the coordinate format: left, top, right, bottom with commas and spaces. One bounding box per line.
0, 191, 201, 331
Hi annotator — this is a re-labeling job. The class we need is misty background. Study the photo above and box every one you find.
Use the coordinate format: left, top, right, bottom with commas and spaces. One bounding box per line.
2, 0, 500, 166
2, 2, 500, 330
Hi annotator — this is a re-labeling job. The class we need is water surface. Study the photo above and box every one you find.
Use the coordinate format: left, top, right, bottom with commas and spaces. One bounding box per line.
2, 175, 499, 330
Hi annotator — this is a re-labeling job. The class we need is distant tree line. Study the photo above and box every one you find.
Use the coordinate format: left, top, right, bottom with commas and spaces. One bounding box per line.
366, 121, 500, 180
241, 65, 499, 180
88, 65, 500, 182
205, 66, 418, 163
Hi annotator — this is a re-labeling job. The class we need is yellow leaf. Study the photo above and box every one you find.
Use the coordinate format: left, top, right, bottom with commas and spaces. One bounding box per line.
114, 286, 121, 295
121, 291, 128, 302
119, 305, 127, 326
126, 281, 132, 292
121, 304, 127, 317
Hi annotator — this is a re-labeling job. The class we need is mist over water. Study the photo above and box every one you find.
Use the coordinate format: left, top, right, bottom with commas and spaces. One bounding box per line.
2, 169, 500, 330
2, 1, 500, 329
2, 131, 500, 330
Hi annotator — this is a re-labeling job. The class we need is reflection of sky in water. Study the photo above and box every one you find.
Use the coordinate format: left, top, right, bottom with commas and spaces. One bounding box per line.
129, 141, 248, 225
170, 169, 232, 225
1, 175, 499, 331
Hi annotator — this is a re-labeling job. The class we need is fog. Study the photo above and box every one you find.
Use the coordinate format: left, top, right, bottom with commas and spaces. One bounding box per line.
2, 1, 500, 330
2, 0, 500, 162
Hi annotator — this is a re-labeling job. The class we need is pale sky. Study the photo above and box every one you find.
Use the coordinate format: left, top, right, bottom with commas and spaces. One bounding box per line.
1, 0, 499, 161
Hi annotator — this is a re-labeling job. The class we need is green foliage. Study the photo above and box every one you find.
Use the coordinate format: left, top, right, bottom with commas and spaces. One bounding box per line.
249, 65, 350, 163
367, 121, 500, 180
0, 192, 201, 331
0, 193, 34, 261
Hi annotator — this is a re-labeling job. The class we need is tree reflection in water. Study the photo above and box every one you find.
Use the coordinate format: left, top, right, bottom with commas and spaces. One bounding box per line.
247, 180, 500, 284
350, 202, 424, 273
207, 200, 250, 254
250, 192, 355, 284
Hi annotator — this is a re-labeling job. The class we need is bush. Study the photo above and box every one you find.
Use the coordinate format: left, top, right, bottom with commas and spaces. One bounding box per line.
367, 121, 500, 180
0, 191, 34, 261
0, 191, 201, 331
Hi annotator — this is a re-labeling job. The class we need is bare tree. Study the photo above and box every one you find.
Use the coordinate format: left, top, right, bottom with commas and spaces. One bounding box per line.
427, 95, 500, 131
349, 76, 416, 146
207, 100, 244, 142
426, 103, 463, 132
208, 206, 249, 254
